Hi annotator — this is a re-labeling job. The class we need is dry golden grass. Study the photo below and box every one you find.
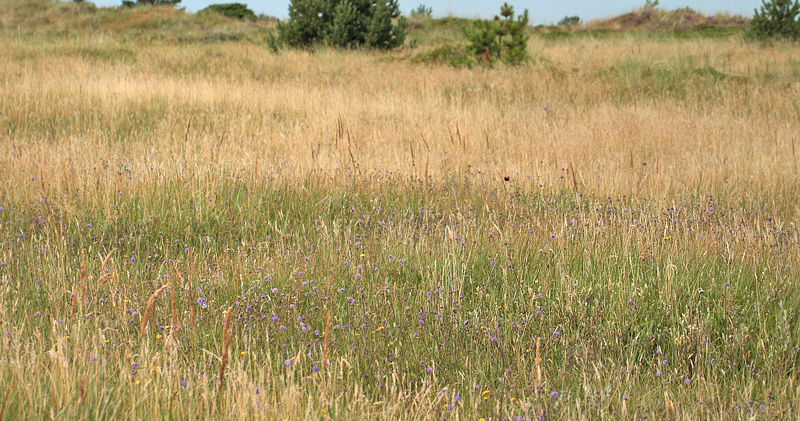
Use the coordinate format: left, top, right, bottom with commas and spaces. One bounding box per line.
1, 34, 798, 210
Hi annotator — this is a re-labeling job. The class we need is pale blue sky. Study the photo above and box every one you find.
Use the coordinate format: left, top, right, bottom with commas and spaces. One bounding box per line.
87, 1, 759, 24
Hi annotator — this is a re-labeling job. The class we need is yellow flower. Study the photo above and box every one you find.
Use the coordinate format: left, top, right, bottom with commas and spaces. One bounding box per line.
156, 334, 162, 339
376, 326, 384, 331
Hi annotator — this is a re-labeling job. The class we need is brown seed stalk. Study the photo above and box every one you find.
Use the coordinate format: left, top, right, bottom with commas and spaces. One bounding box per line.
139, 284, 170, 337
96, 249, 116, 294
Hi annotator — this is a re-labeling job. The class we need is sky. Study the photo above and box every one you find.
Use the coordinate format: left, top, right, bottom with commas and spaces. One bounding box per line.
86, 1, 759, 24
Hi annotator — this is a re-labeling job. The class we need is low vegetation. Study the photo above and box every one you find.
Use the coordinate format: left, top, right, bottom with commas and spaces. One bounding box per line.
199, 3, 257, 21
1, 0, 799, 419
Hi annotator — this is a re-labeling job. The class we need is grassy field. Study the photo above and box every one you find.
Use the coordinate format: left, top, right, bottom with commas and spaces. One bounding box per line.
1, 1, 799, 419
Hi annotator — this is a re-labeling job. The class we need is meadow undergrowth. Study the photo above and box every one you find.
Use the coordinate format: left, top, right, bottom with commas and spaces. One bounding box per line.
0, 1, 799, 419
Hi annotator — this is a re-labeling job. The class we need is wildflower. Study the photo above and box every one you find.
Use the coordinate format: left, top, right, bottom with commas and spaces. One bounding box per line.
550, 391, 559, 399
284, 359, 292, 366
180, 380, 187, 388
684, 378, 691, 385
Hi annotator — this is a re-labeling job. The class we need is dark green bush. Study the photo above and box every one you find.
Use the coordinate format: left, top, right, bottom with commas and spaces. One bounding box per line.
199, 3, 257, 21
749, 0, 800, 40
277, 0, 408, 50
121, 0, 181, 6
558, 15, 581, 28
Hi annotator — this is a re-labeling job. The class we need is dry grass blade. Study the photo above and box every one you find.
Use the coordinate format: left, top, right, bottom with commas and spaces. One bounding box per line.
535, 337, 542, 391
96, 248, 116, 294
100, 248, 116, 272
139, 284, 170, 337
80, 249, 87, 303
170, 285, 179, 339
219, 306, 233, 391
323, 308, 332, 369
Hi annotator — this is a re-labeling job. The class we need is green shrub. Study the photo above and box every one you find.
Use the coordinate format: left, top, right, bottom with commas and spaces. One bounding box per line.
411, 43, 472, 68
121, 0, 181, 7
199, 3, 257, 21
277, 0, 408, 50
558, 15, 581, 28
409, 4, 433, 20
463, 3, 529, 66
121, 0, 181, 6
749, 0, 800, 40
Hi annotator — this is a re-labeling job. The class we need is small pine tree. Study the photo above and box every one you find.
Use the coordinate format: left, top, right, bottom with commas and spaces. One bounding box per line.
409, 4, 433, 20
278, 0, 407, 50
463, 3, 529, 66
749, 0, 800, 40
